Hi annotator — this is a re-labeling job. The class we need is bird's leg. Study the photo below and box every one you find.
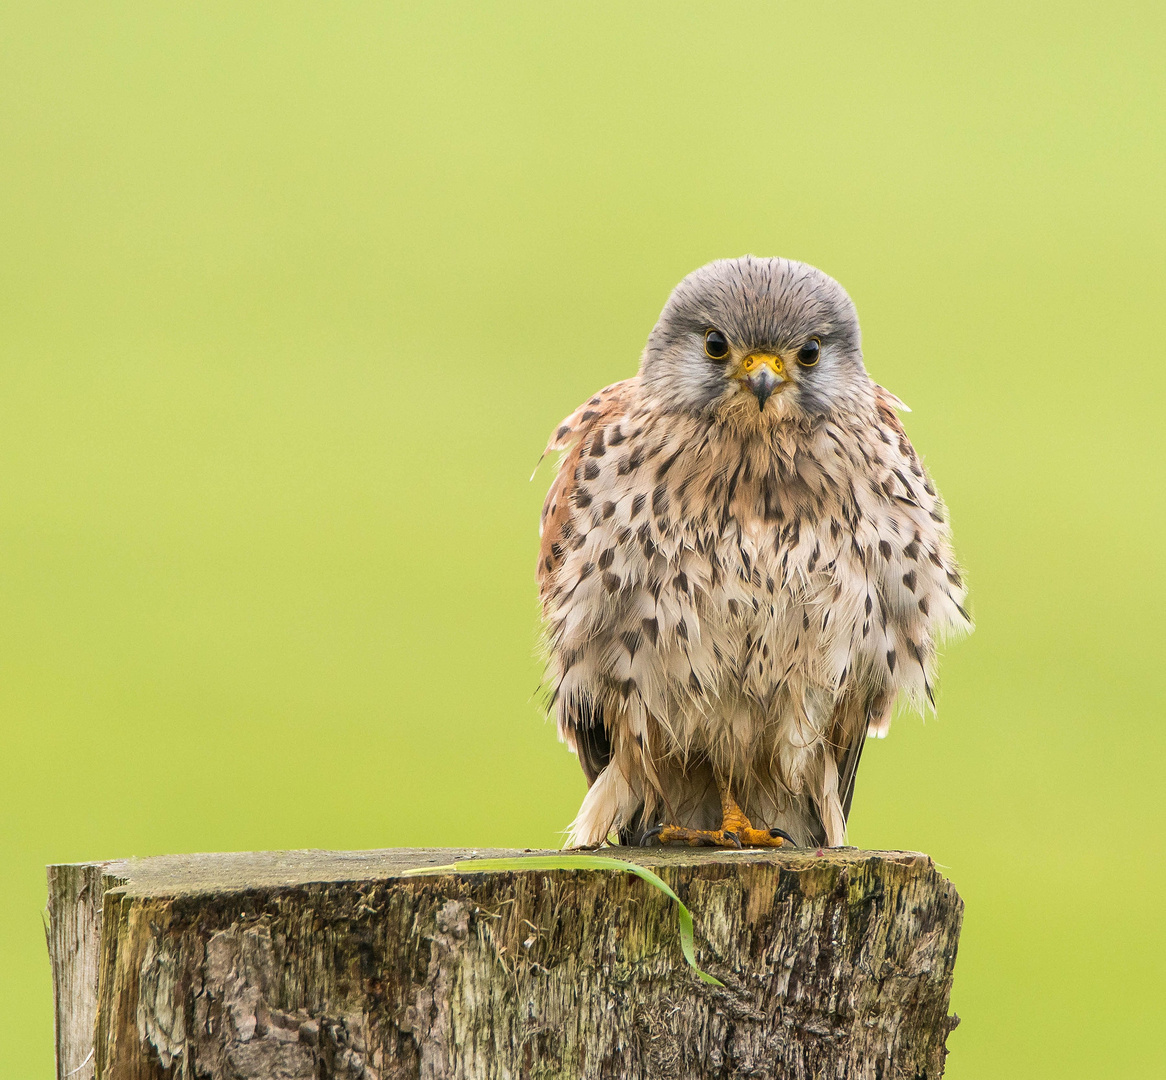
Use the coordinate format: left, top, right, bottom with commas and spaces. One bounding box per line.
646, 784, 792, 848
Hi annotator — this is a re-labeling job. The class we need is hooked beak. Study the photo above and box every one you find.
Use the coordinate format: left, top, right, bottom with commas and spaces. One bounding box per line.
738, 353, 788, 410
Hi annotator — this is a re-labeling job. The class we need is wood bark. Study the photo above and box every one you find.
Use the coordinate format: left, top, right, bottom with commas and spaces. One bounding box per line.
47, 847, 962, 1079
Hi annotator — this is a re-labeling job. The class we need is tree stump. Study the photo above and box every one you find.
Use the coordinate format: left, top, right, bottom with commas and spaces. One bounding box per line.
46, 847, 963, 1079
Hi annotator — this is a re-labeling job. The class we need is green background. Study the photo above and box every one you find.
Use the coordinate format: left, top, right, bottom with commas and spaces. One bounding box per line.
2, 4, 1163, 1075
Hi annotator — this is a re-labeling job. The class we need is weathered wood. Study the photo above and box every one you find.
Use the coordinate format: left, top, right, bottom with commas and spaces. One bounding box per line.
47, 847, 962, 1079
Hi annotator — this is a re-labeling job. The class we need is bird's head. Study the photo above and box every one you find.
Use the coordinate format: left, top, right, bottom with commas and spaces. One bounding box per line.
639, 256, 870, 425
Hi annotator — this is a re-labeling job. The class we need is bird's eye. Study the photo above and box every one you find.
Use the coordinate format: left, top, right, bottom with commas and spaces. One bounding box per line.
704, 329, 730, 360
797, 338, 821, 367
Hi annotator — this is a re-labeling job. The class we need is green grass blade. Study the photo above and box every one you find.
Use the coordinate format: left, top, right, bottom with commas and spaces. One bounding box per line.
403, 854, 723, 986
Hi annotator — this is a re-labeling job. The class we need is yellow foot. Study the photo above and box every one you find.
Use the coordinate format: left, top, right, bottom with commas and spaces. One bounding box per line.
646, 819, 792, 848
644, 787, 795, 848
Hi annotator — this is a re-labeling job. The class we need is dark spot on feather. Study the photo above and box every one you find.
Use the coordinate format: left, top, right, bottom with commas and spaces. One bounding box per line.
590, 429, 606, 457
727, 598, 739, 617
556, 425, 569, 440
630, 492, 646, 518
677, 619, 689, 642
879, 540, 893, 560
688, 671, 702, 694
601, 500, 616, 520
608, 427, 626, 446
641, 617, 659, 645
616, 527, 631, 544
617, 448, 644, 476
602, 571, 621, 593
903, 540, 920, 561
947, 569, 963, 587
598, 548, 615, 570
550, 542, 563, 560
584, 461, 600, 480
652, 484, 669, 516
620, 629, 641, 659
929, 509, 945, 523
543, 556, 553, 571
864, 595, 873, 616
802, 610, 810, 631
886, 649, 897, 672
674, 571, 689, 594
655, 446, 683, 480
807, 543, 820, 571
581, 410, 597, 422
918, 597, 930, 614
902, 571, 917, 592
578, 561, 594, 579
574, 489, 592, 509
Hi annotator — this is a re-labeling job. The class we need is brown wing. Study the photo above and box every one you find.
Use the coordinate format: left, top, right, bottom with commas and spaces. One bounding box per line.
817, 690, 893, 845
536, 380, 637, 797
536, 379, 635, 607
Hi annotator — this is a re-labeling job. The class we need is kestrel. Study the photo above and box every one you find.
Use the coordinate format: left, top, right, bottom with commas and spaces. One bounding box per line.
537, 256, 970, 849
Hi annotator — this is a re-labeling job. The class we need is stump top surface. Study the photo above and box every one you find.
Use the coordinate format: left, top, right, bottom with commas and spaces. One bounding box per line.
51, 845, 936, 899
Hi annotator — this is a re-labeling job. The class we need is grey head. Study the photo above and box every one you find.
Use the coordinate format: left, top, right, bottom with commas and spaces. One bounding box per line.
639, 255, 870, 422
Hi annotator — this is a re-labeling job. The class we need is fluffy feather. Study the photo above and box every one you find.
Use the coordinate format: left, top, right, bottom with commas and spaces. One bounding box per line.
537, 256, 971, 848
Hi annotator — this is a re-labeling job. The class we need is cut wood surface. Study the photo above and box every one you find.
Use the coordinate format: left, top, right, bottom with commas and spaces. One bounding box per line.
47, 846, 963, 1079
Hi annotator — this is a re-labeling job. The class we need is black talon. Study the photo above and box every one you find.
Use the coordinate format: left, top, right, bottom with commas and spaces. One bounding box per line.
722, 830, 743, 848
641, 825, 665, 846
768, 827, 796, 844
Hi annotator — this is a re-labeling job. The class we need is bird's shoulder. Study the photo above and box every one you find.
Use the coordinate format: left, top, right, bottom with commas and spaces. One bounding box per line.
541, 378, 639, 456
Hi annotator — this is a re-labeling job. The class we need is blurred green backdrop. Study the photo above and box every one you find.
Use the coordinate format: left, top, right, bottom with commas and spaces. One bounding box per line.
2, 3, 1163, 1076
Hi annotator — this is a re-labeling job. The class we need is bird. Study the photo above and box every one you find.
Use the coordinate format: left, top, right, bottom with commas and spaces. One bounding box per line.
536, 256, 971, 850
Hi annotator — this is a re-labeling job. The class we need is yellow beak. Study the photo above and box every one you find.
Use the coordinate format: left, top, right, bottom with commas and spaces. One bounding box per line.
737, 353, 787, 409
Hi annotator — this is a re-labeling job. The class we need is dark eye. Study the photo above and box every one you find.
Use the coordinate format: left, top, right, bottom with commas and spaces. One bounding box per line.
797, 338, 821, 367
704, 329, 730, 360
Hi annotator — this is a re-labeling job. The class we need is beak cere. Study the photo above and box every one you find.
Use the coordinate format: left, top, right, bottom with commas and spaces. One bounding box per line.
739, 353, 787, 410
